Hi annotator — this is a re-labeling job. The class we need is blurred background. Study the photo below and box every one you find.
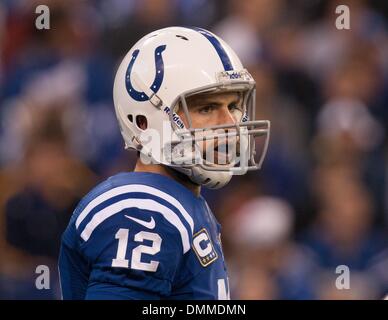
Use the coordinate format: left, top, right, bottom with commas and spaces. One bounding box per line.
0, 0, 388, 299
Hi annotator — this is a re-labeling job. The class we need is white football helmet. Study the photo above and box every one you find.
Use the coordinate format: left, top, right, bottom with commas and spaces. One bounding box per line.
113, 26, 270, 189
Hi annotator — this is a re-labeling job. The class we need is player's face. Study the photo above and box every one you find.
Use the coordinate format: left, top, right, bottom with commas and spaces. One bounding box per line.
178, 91, 244, 165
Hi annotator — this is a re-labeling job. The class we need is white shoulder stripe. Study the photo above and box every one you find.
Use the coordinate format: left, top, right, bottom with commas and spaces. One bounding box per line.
80, 198, 191, 253
75, 184, 194, 234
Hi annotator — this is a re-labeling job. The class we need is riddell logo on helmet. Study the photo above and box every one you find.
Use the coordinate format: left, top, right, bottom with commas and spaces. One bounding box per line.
217, 70, 253, 82
228, 72, 241, 79
163, 106, 185, 129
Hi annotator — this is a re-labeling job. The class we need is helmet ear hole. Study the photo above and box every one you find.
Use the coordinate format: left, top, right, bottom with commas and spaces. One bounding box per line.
136, 115, 148, 130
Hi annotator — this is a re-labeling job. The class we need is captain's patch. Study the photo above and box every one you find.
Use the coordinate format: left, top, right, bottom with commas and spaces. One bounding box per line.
192, 228, 218, 267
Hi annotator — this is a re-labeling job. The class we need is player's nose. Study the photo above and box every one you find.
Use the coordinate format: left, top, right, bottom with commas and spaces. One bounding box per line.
217, 105, 237, 126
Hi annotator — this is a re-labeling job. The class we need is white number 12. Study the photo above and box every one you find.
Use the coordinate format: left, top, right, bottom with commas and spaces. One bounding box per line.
111, 228, 162, 272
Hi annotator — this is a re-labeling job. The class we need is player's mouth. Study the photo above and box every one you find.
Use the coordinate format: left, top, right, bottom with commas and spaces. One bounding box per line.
204, 141, 240, 166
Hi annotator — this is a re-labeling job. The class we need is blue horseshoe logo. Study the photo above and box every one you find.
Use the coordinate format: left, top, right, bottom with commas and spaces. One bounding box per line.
125, 45, 166, 101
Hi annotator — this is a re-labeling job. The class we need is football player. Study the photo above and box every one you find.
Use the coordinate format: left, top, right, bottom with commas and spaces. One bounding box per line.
59, 26, 270, 299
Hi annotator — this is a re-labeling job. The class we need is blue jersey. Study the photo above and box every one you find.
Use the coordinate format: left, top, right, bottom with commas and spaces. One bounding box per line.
59, 172, 230, 300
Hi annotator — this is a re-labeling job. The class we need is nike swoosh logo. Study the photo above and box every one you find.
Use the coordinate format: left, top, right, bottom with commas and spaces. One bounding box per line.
124, 215, 155, 229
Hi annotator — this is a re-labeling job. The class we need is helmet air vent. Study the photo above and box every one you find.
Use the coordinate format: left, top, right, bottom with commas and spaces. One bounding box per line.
176, 35, 189, 41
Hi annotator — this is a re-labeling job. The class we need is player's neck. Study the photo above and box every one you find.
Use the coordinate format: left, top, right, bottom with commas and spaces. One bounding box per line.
134, 160, 201, 197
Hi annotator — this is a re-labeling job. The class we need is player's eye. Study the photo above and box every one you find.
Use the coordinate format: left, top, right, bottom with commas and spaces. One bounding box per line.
198, 105, 216, 114
228, 103, 243, 113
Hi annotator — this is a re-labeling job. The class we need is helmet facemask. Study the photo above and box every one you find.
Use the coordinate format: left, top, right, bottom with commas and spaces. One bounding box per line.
160, 77, 270, 188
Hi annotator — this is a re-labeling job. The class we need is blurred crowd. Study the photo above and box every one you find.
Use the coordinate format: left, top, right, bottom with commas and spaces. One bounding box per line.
0, 0, 387, 299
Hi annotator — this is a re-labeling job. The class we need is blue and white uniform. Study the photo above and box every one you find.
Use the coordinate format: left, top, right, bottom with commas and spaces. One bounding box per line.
59, 172, 229, 299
